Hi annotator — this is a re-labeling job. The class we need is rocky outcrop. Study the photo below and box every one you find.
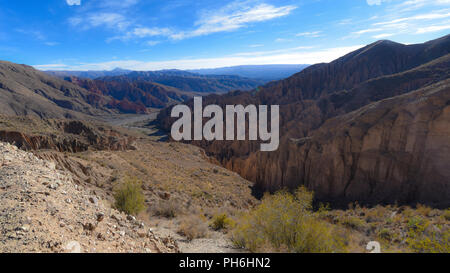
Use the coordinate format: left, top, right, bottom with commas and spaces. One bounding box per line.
0, 119, 137, 152
0, 142, 178, 253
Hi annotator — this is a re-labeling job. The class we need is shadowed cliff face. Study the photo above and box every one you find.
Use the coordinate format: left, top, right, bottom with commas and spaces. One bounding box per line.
158, 35, 450, 207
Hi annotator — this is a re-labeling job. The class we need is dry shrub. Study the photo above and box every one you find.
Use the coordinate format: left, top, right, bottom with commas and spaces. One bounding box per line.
151, 199, 183, 218
339, 216, 367, 232
365, 205, 389, 223
442, 209, 450, 221
232, 187, 346, 253
113, 176, 146, 215
416, 204, 432, 217
178, 215, 208, 241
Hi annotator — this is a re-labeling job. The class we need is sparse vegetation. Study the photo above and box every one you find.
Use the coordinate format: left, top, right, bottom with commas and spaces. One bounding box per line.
210, 213, 236, 231
339, 216, 367, 231
406, 216, 450, 253
113, 176, 146, 215
178, 215, 209, 241
151, 199, 183, 218
231, 187, 346, 253
442, 209, 450, 221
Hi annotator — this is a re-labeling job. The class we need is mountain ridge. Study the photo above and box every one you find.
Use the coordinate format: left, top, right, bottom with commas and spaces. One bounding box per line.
157, 35, 450, 207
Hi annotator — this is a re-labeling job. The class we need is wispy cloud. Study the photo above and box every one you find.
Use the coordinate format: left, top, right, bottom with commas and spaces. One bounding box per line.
171, 2, 296, 40
351, 28, 383, 35
34, 45, 362, 71
350, 5, 450, 40
372, 33, 394, 39
98, 0, 139, 8
296, 31, 322, 38
44, 42, 60, 46
146, 40, 161, 46
416, 23, 450, 33
107, 1, 297, 42
70, 13, 131, 31
16, 29, 46, 40
66, 0, 81, 6
366, 0, 389, 6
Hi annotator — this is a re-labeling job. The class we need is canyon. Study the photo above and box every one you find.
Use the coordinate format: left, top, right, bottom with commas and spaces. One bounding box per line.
158, 35, 450, 207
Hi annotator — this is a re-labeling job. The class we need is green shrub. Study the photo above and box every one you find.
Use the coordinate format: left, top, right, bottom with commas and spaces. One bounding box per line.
210, 213, 236, 231
442, 210, 450, 221
113, 177, 146, 215
378, 228, 392, 241
406, 217, 450, 253
407, 216, 426, 230
339, 216, 367, 231
231, 187, 346, 253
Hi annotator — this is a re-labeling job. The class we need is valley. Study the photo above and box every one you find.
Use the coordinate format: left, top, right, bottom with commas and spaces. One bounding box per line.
0, 35, 448, 254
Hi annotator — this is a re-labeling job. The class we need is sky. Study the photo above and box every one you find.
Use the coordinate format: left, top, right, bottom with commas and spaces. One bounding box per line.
0, 0, 449, 71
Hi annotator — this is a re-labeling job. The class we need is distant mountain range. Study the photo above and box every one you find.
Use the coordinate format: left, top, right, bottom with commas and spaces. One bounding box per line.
45, 64, 309, 85
46, 68, 132, 79
0, 62, 268, 117
158, 34, 450, 207
98, 70, 264, 93
189, 64, 309, 82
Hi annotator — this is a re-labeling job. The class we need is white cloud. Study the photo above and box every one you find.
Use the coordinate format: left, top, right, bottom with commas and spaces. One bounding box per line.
352, 28, 383, 35
34, 45, 363, 71
372, 33, 395, 39
44, 42, 60, 46
66, 0, 81, 6
366, 0, 389, 6
70, 13, 130, 30
98, 0, 139, 8
108, 1, 297, 42
275, 38, 292, 43
133, 27, 172, 38
373, 11, 450, 26
146, 40, 161, 46
170, 2, 297, 40
296, 31, 322, 38
416, 24, 450, 33
392, 0, 450, 12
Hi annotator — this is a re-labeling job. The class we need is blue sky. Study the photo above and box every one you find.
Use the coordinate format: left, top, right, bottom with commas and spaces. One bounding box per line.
0, 0, 449, 70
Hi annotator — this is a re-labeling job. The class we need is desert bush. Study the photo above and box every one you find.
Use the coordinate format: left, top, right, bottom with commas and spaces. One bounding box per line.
151, 199, 183, 218
406, 217, 450, 253
339, 216, 367, 231
442, 209, 450, 221
178, 215, 208, 241
378, 228, 392, 241
365, 206, 388, 223
113, 176, 146, 215
210, 213, 236, 231
231, 187, 346, 253
416, 204, 432, 217
407, 216, 426, 230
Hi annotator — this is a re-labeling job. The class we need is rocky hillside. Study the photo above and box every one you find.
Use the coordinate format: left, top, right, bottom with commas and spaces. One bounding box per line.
0, 142, 178, 253
158, 35, 450, 207
0, 61, 116, 119
0, 115, 138, 153
67, 76, 195, 111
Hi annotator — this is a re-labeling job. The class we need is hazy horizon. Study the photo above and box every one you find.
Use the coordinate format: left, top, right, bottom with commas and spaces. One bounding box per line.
1, 0, 449, 71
